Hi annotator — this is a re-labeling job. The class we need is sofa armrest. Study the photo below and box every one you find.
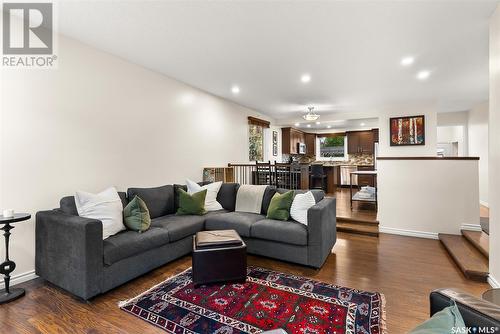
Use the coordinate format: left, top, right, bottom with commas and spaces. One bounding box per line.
306, 197, 337, 267
430, 288, 500, 329
35, 210, 104, 300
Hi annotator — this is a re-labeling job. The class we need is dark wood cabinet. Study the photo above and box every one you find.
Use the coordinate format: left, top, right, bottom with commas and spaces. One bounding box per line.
305, 133, 316, 156
357, 165, 376, 187
282, 127, 306, 155
347, 130, 376, 154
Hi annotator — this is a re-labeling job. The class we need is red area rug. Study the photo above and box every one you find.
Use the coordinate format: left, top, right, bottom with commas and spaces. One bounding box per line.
119, 267, 386, 334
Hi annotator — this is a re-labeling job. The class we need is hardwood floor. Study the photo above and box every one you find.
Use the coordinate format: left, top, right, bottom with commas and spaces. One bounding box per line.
480, 204, 489, 218
0, 232, 489, 333
332, 188, 378, 223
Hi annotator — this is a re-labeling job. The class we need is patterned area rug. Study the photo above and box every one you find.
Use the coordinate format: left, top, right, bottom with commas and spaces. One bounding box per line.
119, 267, 386, 334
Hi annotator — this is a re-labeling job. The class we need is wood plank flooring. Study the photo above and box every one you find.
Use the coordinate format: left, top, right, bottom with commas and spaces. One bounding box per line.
332, 188, 378, 223
439, 233, 489, 282
330, 187, 379, 236
462, 230, 489, 258
0, 232, 489, 333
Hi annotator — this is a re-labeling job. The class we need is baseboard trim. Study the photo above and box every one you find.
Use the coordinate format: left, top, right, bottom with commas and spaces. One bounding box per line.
488, 275, 500, 288
461, 224, 482, 232
480, 201, 489, 208
379, 226, 439, 239
0, 270, 37, 289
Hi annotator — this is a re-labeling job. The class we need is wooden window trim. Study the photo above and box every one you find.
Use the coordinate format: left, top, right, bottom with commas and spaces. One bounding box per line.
316, 132, 346, 138
248, 116, 270, 128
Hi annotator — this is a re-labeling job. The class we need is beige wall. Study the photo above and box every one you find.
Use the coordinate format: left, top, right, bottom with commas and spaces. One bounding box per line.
468, 102, 489, 205
378, 159, 479, 238
0, 34, 272, 286
489, 4, 500, 288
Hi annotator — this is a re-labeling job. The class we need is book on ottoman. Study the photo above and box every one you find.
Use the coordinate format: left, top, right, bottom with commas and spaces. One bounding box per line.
192, 229, 246, 287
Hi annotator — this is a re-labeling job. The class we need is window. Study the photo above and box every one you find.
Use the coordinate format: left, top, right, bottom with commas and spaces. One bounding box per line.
316, 135, 347, 160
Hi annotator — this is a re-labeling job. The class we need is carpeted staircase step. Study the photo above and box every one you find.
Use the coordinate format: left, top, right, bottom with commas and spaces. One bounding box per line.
439, 233, 489, 282
461, 230, 489, 259
337, 221, 379, 237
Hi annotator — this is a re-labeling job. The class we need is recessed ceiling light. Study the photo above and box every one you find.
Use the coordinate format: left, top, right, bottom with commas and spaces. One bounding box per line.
400, 56, 415, 66
307, 124, 311, 128
327, 125, 331, 129
360, 122, 365, 126
316, 121, 321, 125
231, 85, 240, 94
294, 122, 300, 127
301, 74, 311, 83
416, 70, 431, 80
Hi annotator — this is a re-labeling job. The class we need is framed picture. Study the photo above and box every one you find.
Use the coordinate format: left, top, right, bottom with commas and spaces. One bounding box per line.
272, 131, 278, 156
390, 115, 425, 146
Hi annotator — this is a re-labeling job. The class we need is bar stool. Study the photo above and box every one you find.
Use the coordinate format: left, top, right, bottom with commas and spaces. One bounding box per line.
310, 164, 327, 191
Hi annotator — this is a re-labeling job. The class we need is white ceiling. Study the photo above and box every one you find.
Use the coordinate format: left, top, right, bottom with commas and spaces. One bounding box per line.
55, 1, 497, 124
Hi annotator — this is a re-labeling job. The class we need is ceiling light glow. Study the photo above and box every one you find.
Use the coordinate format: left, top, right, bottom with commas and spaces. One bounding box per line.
231, 85, 240, 94
416, 70, 431, 80
401, 56, 415, 66
301, 74, 311, 83
360, 123, 365, 126
327, 125, 331, 129
316, 121, 321, 125
294, 123, 300, 127
307, 124, 311, 128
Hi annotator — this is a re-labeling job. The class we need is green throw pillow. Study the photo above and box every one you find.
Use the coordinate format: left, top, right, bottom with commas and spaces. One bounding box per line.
266, 190, 294, 221
176, 189, 207, 216
123, 195, 151, 232
409, 301, 466, 334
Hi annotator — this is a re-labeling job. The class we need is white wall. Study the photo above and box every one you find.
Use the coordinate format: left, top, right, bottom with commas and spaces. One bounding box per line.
468, 102, 489, 206
377, 104, 438, 157
489, 4, 500, 288
378, 159, 480, 238
437, 126, 466, 156
0, 34, 273, 285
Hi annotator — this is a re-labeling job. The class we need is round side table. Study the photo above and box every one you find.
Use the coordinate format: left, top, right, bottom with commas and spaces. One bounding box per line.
482, 288, 500, 307
0, 213, 31, 304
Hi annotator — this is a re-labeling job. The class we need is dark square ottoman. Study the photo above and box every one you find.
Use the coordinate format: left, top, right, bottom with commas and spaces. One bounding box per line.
192, 229, 247, 287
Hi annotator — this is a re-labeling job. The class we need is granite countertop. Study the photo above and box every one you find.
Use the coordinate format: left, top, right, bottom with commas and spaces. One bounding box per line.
319, 162, 375, 167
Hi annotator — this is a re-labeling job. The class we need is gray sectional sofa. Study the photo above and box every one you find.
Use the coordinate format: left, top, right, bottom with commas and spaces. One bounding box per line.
35, 183, 336, 300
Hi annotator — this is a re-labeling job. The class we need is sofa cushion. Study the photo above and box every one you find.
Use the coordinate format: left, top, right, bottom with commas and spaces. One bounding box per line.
176, 189, 207, 216
127, 185, 174, 219
205, 211, 265, 237
123, 195, 151, 232
277, 188, 325, 203
251, 219, 308, 246
217, 183, 240, 211
260, 186, 276, 215
103, 227, 170, 265
151, 214, 206, 242
60, 192, 128, 216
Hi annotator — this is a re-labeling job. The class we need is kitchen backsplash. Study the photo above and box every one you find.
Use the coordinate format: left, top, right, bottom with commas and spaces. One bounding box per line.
282, 153, 374, 165
345, 153, 374, 165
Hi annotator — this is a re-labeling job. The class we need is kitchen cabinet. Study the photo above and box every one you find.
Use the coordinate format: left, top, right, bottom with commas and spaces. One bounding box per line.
305, 133, 316, 156
282, 127, 306, 155
347, 130, 375, 154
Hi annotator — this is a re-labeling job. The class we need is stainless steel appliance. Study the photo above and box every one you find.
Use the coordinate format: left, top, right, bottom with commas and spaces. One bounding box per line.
340, 165, 358, 186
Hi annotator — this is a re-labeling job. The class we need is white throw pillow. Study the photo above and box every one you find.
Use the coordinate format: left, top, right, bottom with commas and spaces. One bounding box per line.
75, 187, 125, 239
186, 179, 223, 211
290, 191, 316, 225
